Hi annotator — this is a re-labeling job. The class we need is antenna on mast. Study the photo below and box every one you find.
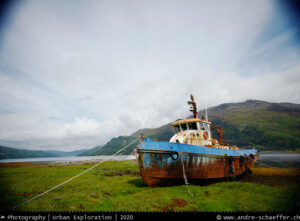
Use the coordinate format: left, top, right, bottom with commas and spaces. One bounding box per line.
187, 94, 198, 118
204, 89, 208, 121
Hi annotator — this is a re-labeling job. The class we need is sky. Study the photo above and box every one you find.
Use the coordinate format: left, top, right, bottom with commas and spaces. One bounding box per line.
0, 0, 299, 151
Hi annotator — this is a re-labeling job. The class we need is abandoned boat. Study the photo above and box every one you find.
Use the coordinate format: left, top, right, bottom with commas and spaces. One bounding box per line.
135, 95, 259, 187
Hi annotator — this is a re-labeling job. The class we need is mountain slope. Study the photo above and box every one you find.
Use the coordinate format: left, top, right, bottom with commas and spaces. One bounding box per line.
81, 100, 300, 156
78, 145, 103, 156
0, 146, 58, 159
47, 149, 90, 157
0, 146, 90, 159
130, 123, 174, 140
81, 124, 174, 156
206, 100, 300, 150
81, 136, 138, 156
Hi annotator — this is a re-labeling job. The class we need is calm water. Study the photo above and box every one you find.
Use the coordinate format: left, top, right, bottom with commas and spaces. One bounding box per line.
0, 153, 299, 164
0, 155, 136, 164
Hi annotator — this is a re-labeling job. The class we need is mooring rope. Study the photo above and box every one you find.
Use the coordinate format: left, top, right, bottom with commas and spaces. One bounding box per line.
244, 155, 275, 169
12, 138, 140, 210
179, 143, 193, 197
245, 155, 294, 175
255, 160, 281, 169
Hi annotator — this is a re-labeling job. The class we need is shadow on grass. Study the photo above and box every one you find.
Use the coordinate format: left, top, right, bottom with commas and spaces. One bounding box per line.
127, 178, 148, 187
0, 183, 24, 211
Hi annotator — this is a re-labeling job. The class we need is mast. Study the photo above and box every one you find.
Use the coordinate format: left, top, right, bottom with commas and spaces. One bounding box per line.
187, 94, 198, 118
204, 89, 208, 121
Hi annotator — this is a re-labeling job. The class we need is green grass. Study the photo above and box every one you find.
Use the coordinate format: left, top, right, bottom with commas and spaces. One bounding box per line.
0, 160, 299, 211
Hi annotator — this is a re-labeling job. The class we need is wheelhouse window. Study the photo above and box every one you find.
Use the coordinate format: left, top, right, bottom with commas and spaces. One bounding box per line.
188, 122, 197, 130
173, 125, 180, 133
180, 123, 187, 131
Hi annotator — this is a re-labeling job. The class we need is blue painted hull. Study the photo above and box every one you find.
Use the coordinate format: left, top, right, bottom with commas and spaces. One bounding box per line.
139, 141, 258, 156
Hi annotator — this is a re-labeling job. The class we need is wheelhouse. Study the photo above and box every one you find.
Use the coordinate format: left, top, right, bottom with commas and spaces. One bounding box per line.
172, 118, 211, 133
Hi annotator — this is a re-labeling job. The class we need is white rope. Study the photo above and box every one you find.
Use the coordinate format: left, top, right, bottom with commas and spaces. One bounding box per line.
12, 138, 140, 210
255, 160, 281, 169
245, 155, 275, 169
179, 143, 193, 197
245, 155, 293, 175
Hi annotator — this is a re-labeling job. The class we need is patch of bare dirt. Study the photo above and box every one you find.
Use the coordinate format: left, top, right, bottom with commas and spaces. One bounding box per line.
153, 198, 195, 211
102, 191, 116, 197
10, 192, 31, 196
103, 170, 140, 177
76, 204, 86, 210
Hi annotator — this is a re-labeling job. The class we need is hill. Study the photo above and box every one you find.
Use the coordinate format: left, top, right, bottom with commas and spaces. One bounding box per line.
47, 149, 89, 157
130, 123, 174, 140
0, 146, 58, 159
81, 137, 137, 156
0, 146, 89, 159
77, 145, 103, 156
80, 99, 300, 156
80, 124, 174, 156
207, 100, 300, 150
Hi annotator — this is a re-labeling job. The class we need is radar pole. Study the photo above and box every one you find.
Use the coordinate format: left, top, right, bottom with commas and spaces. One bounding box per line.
187, 94, 198, 119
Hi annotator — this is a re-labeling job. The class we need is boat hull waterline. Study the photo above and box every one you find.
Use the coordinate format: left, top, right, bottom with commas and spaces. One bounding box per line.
136, 141, 258, 187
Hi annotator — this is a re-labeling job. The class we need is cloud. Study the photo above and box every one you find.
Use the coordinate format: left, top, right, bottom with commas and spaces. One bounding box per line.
0, 0, 299, 150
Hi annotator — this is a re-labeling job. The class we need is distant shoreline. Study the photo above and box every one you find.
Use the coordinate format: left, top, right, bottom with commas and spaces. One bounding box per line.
260, 151, 300, 154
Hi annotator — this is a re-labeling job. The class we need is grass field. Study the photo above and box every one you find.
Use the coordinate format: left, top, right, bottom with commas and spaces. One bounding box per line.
0, 160, 299, 211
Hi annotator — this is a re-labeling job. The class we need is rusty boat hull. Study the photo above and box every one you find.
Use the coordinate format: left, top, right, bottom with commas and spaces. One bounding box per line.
136, 141, 259, 187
